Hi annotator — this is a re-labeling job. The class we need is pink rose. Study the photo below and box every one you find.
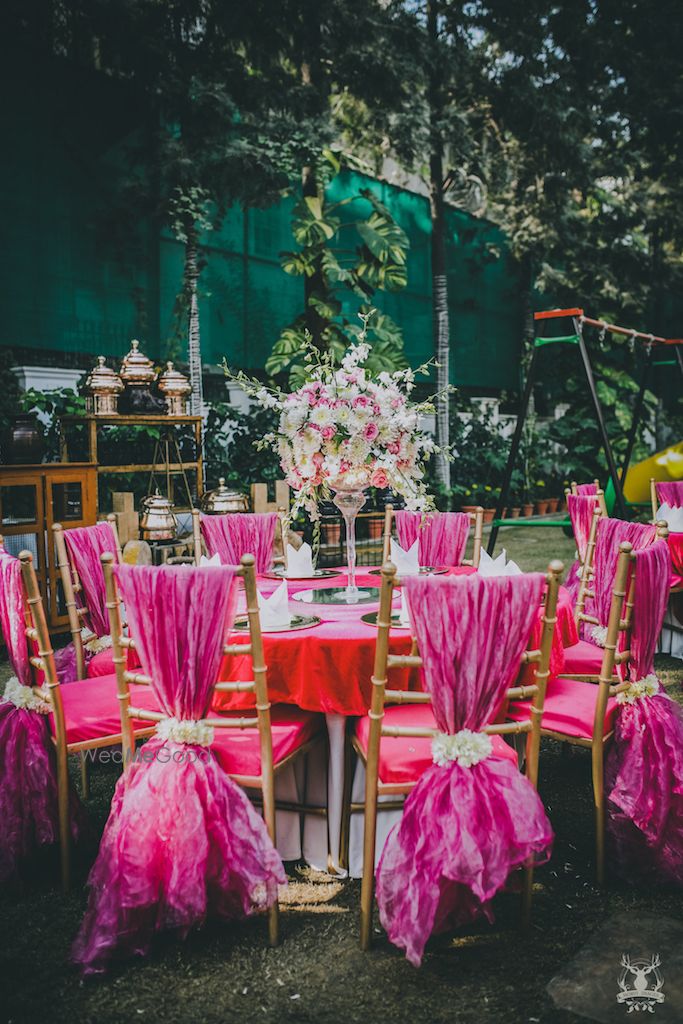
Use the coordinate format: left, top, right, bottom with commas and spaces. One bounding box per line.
387, 441, 401, 455
364, 421, 379, 441
371, 468, 389, 489
321, 425, 336, 440
312, 452, 324, 467
353, 394, 370, 408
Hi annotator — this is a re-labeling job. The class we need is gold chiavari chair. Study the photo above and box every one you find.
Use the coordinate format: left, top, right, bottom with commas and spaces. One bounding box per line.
52, 515, 122, 682
103, 552, 321, 945
191, 508, 289, 570
508, 537, 669, 883
18, 550, 160, 890
381, 504, 485, 568
562, 511, 669, 682
356, 559, 563, 950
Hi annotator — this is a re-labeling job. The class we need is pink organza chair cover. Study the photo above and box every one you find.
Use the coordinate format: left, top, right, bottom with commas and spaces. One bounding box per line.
201, 512, 278, 574
0, 551, 81, 881
72, 564, 285, 975
656, 481, 683, 508
394, 511, 470, 567
375, 573, 554, 966
592, 519, 656, 632
63, 521, 118, 637
565, 493, 601, 602
576, 482, 598, 495
605, 540, 683, 882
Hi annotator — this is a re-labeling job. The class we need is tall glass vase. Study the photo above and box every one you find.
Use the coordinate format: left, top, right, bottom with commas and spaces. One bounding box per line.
331, 486, 368, 603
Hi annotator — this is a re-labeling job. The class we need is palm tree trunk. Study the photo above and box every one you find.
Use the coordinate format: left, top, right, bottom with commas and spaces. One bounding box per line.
428, 0, 451, 492
185, 227, 203, 417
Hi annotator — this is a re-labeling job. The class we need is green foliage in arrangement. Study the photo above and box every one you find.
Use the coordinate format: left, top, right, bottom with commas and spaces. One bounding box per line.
267, 171, 410, 386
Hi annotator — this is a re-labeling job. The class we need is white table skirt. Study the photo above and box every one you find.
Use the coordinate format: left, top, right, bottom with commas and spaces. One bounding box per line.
256, 712, 403, 877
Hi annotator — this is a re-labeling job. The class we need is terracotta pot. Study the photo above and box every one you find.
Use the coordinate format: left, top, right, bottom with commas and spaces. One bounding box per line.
6, 414, 45, 464
368, 518, 383, 540
510, 507, 521, 519
483, 508, 496, 524
322, 522, 341, 546
460, 504, 478, 514
547, 498, 560, 513
522, 503, 534, 518
535, 500, 549, 515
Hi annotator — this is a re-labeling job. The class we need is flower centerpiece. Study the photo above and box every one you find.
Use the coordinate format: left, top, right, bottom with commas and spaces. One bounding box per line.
225, 312, 441, 598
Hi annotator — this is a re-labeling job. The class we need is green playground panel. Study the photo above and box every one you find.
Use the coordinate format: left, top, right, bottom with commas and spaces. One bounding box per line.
533, 334, 580, 348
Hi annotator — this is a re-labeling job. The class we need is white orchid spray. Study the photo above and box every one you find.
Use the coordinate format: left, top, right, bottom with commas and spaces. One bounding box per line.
225, 311, 448, 523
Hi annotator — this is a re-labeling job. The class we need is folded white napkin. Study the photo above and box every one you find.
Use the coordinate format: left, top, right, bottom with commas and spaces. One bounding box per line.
398, 592, 411, 627
257, 580, 291, 630
199, 552, 222, 566
390, 538, 420, 575
285, 541, 315, 577
478, 548, 523, 577
657, 503, 683, 534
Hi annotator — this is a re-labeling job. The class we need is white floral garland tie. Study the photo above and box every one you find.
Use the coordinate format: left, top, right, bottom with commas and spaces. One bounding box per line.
616, 673, 660, 706
155, 717, 214, 746
590, 625, 608, 647
81, 627, 113, 654
432, 728, 492, 768
2, 677, 51, 714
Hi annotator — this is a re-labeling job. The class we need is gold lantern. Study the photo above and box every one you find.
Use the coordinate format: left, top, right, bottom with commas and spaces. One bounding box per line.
84, 356, 124, 415
158, 361, 191, 416
119, 339, 166, 414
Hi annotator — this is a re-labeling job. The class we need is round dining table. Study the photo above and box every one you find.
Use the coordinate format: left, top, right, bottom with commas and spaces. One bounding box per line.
213, 567, 579, 876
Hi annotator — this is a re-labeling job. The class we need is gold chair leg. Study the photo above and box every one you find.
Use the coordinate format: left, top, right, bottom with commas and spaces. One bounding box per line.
591, 744, 606, 885
521, 862, 534, 929
56, 745, 71, 892
80, 751, 90, 800
267, 901, 280, 947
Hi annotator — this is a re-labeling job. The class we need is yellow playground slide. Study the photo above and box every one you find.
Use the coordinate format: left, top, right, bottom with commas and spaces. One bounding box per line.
623, 441, 683, 504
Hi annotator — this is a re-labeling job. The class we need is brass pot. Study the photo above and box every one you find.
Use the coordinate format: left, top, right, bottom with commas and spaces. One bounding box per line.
140, 491, 178, 540
84, 356, 124, 415
158, 361, 191, 416
200, 478, 249, 514
120, 339, 156, 386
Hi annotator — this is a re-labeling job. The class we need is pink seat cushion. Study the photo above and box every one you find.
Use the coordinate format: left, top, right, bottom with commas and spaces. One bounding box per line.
508, 676, 618, 740
51, 674, 160, 745
210, 705, 322, 777
87, 647, 115, 677
559, 639, 605, 676
354, 704, 518, 786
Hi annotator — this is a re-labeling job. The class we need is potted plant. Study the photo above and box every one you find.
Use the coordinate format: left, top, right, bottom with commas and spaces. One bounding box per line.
534, 480, 549, 516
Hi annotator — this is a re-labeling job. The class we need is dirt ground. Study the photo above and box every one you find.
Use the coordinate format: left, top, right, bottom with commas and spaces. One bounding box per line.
1, 525, 681, 1024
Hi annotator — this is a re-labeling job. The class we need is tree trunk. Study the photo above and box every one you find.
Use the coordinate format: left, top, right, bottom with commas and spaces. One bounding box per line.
428, 0, 451, 493
185, 227, 204, 418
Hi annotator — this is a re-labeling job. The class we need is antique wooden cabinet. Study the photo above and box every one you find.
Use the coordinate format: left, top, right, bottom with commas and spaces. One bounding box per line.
0, 463, 97, 630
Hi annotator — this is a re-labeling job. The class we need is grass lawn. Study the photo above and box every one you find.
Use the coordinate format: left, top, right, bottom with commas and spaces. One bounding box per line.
0, 526, 681, 1024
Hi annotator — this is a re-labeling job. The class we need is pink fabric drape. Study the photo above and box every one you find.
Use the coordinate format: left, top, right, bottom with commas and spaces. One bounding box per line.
63, 522, 119, 637
656, 481, 683, 508
201, 513, 278, 574
394, 511, 470, 567
605, 540, 683, 882
0, 551, 82, 881
576, 482, 598, 495
593, 519, 656, 630
375, 573, 554, 966
565, 494, 601, 602
72, 564, 285, 975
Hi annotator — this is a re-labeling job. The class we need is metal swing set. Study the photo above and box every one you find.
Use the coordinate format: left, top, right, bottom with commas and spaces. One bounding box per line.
487, 306, 683, 555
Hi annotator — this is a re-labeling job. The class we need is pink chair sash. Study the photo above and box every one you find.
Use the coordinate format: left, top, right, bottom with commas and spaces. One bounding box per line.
394, 511, 470, 567
72, 565, 285, 975
592, 518, 656, 632
375, 573, 553, 966
576, 482, 598, 495
200, 513, 278, 574
565, 494, 601, 603
656, 481, 683, 508
63, 522, 119, 637
605, 540, 683, 883
0, 551, 82, 881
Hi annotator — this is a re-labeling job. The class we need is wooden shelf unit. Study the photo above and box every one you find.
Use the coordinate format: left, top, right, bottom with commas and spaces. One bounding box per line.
58, 413, 204, 505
